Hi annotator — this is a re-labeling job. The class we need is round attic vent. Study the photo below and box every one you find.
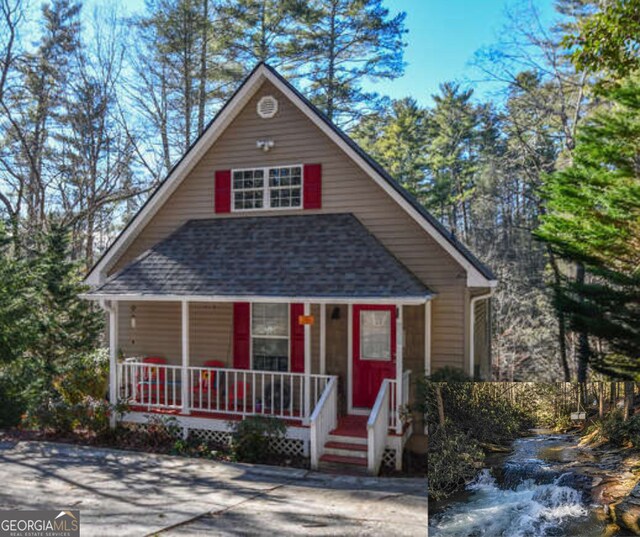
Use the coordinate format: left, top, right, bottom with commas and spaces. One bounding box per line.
257, 95, 278, 118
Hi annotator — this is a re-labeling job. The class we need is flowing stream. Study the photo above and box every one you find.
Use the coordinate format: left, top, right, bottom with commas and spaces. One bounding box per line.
429, 431, 609, 537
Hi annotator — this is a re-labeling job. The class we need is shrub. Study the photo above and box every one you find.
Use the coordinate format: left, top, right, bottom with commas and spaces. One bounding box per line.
145, 415, 182, 448
427, 367, 471, 382
229, 416, 287, 463
428, 424, 485, 501
54, 349, 109, 404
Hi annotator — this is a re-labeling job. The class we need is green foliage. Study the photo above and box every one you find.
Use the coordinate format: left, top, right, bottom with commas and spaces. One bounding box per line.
352, 98, 428, 198
428, 425, 484, 501
295, 0, 407, 125
229, 416, 287, 463
536, 77, 640, 379
144, 415, 182, 447
599, 410, 640, 448
565, 0, 640, 79
424, 383, 535, 445
53, 349, 109, 405
427, 367, 472, 382
0, 223, 103, 427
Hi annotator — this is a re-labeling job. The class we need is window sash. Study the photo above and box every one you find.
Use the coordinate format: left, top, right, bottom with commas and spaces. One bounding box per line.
251, 303, 290, 372
232, 165, 303, 212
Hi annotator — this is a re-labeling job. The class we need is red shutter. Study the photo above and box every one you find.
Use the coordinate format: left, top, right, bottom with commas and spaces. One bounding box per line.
215, 170, 231, 213
303, 164, 322, 209
290, 303, 305, 372
233, 302, 250, 369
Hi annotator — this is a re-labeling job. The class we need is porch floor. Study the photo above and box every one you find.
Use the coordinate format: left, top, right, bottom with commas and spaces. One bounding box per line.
331, 415, 368, 438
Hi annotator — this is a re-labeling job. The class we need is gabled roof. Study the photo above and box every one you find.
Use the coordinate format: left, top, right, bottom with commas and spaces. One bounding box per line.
85, 63, 496, 287
87, 214, 431, 303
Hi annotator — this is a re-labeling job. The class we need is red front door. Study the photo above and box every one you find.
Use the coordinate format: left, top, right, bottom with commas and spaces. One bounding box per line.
352, 305, 396, 409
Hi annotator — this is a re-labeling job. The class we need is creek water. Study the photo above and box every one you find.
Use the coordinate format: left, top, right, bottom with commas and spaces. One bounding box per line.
429, 431, 609, 537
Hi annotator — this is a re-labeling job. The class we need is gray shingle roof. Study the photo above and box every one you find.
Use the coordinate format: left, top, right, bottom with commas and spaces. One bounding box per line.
89, 214, 431, 299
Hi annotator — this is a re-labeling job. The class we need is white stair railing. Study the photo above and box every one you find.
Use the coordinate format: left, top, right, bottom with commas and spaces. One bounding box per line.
309, 376, 338, 470
367, 379, 391, 475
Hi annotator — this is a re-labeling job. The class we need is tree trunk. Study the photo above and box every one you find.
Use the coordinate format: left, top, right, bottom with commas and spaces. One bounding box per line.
576, 262, 590, 382
623, 381, 633, 421
197, 0, 208, 134
598, 382, 604, 419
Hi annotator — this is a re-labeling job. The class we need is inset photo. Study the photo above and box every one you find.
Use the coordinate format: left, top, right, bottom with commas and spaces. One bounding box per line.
427, 382, 640, 536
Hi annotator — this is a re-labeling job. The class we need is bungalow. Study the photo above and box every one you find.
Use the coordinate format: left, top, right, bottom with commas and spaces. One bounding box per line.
82, 63, 497, 474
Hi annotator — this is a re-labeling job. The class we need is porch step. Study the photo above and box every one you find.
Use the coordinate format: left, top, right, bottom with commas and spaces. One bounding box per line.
320, 453, 367, 469
324, 441, 367, 452
326, 433, 367, 446
324, 441, 367, 459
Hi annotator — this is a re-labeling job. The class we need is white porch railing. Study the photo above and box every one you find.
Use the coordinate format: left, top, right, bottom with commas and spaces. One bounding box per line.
368, 370, 411, 473
367, 378, 392, 474
309, 376, 338, 470
118, 358, 333, 421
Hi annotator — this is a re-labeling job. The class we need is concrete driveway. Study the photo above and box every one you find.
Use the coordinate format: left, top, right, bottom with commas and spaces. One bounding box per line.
0, 440, 427, 536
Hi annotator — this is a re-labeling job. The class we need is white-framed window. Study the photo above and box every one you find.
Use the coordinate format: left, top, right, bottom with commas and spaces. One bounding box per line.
251, 303, 289, 371
360, 310, 392, 361
232, 165, 302, 211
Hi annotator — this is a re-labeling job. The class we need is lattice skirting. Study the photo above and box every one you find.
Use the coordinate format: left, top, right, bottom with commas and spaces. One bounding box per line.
382, 448, 398, 469
121, 415, 309, 459
189, 428, 231, 447
188, 428, 305, 458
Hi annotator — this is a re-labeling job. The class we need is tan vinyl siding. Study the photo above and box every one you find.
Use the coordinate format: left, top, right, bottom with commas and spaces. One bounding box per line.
118, 301, 321, 371
110, 80, 470, 372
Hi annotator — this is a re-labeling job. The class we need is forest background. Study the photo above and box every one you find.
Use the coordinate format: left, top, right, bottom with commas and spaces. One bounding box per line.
0, 0, 638, 398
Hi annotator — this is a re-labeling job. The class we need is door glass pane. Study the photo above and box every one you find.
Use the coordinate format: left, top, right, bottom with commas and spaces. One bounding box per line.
360, 310, 391, 360
252, 303, 288, 336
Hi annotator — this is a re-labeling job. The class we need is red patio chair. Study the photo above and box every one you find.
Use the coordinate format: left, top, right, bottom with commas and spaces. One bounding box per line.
137, 356, 167, 404
227, 381, 250, 411
193, 360, 225, 407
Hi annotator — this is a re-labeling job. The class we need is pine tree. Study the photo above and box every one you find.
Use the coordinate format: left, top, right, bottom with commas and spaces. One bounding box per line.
425, 83, 485, 242
536, 77, 640, 379
352, 97, 428, 198
295, 0, 406, 126
28, 223, 103, 393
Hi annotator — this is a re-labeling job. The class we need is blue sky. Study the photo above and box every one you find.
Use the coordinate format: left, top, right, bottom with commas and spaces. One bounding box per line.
372, 0, 558, 105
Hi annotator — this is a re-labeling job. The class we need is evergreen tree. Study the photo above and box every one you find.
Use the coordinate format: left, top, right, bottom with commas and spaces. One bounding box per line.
352, 97, 428, 198
424, 83, 485, 242
536, 77, 640, 379
295, 0, 406, 126
220, 0, 309, 70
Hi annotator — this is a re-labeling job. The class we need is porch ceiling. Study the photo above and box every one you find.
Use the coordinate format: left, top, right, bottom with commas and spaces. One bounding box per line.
85, 213, 432, 302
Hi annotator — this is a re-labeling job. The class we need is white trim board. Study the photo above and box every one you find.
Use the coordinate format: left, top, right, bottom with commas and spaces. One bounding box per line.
81, 293, 434, 306
85, 64, 496, 288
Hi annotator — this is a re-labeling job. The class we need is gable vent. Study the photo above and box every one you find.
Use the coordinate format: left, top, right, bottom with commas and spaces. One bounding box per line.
257, 95, 278, 118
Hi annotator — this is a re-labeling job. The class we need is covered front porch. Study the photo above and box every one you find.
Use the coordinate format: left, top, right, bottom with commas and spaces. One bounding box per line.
86, 214, 432, 473
102, 298, 423, 473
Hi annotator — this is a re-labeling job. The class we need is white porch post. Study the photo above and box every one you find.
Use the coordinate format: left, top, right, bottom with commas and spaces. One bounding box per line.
425, 301, 432, 377
319, 304, 326, 375
347, 304, 353, 414
108, 300, 118, 429
303, 302, 311, 424
395, 305, 403, 435
181, 300, 190, 415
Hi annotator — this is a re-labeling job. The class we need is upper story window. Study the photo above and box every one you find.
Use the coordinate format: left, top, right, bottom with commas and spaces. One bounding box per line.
232, 165, 302, 211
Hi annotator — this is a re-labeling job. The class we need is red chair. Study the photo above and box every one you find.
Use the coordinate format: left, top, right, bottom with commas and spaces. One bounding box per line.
228, 381, 250, 411
193, 360, 225, 407
137, 356, 167, 404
